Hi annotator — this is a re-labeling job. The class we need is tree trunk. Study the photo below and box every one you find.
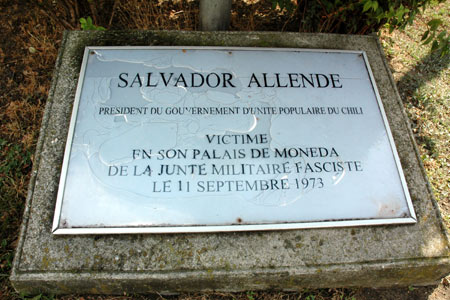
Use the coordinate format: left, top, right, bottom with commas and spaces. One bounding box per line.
199, 0, 232, 31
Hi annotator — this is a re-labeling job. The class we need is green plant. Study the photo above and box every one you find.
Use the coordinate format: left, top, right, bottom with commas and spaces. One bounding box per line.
18, 293, 54, 300
0, 139, 31, 286
408, 285, 417, 291
246, 291, 256, 300
80, 16, 106, 31
421, 19, 449, 56
271, 0, 448, 56
0, 239, 13, 272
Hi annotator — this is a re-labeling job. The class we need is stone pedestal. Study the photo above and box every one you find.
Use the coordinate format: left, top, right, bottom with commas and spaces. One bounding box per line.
10, 31, 450, 295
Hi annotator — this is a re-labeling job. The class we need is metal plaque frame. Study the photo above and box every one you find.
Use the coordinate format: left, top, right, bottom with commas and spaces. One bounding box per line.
52, 46, 417, 234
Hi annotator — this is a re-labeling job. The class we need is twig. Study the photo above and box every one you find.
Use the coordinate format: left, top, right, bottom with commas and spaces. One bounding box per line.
109, 0, 120, 28
39, 8, 74, 30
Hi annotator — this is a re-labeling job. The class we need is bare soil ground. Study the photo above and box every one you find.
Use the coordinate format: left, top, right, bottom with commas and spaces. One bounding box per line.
0, 0, 448, 299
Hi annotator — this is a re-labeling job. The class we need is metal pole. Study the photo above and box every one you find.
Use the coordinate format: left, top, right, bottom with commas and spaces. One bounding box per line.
199, 0, 232, 31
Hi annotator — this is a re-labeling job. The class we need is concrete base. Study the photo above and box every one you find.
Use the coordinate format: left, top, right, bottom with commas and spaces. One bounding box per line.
11, 31, 450, 295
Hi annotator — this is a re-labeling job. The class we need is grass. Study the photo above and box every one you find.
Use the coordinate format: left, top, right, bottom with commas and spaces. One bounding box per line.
379, 0, 450, 229
0, 0, 448, 299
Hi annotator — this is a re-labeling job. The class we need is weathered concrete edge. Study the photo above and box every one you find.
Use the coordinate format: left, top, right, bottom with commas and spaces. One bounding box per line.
374, 35, 450, 240
11, 258, 450, 295
11, 31, 71, 280
10, 30, 450, 295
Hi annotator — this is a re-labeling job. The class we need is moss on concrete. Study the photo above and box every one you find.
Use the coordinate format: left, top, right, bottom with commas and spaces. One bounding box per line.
10, 30, 450, 295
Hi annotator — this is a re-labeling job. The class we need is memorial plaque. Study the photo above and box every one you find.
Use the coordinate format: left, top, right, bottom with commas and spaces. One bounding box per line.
52, 47, 416, 234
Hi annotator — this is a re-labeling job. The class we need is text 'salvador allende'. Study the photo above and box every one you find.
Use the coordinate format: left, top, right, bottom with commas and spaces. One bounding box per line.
117, 72, 343, 89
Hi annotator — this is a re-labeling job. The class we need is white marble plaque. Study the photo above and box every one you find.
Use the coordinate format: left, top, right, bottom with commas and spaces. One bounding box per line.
52, 47, 416, 234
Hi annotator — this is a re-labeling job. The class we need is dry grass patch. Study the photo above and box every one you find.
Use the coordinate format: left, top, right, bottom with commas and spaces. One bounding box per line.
379, 0, 450, 228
